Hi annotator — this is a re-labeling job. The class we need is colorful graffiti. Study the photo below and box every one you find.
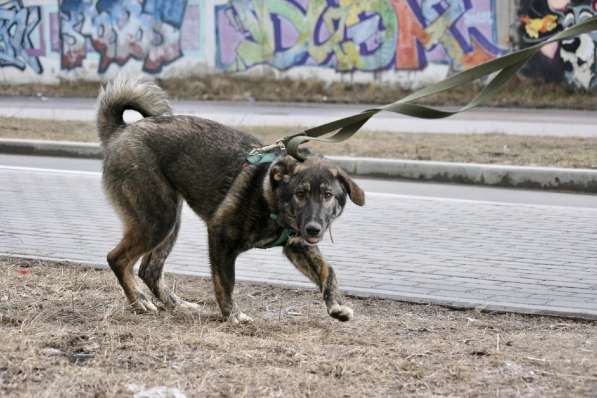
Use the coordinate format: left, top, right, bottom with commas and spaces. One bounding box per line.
216, 0, 398, 72
60, 0, 188, 73
519, 0, 597, 90
0, 0, 43, 74
215, 0, 504, 73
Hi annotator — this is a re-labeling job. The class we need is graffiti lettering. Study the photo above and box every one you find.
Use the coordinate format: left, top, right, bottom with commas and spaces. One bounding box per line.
216, 0, 503, 73
216, 0, 398, 72
0, 0, 43, 74
519, 0, 597, 90
394, 0, 503, 71
60, 0, 187, 74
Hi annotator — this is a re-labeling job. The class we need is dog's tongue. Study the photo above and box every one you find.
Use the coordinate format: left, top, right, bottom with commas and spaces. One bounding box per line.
307, 237, 319, 244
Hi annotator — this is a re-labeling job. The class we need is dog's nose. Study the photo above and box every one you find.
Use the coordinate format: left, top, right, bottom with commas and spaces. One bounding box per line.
306, 223, 322, 237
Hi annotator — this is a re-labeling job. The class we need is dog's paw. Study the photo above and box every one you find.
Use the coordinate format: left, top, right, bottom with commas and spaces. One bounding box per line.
174, 299, 203, 315
132, 293, 158, 314
328, 304, 353, 322
227, 311, 253, 324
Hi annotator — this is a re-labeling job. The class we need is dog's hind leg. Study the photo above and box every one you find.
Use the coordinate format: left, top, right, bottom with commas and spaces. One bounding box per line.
138, 210, 202, 314
138, 214, 181, 309
105, 176, 180, 313
284, 238, 353, 322
107, 225, 158, 313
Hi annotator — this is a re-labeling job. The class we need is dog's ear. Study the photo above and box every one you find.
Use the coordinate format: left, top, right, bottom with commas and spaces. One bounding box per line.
270, 155, 298, 184
336, 168, 365, 206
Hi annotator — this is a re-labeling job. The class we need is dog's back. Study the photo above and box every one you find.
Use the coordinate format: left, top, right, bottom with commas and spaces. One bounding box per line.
97, 76, 262, 220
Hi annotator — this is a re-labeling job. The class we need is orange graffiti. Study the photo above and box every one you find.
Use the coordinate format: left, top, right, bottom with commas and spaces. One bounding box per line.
391, 0, 430, 69
462, 38, 497, 70
521, 15, 558, 39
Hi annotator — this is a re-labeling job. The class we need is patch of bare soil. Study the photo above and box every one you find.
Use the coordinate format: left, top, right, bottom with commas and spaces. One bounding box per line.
1, 257, 596, 397
2, 117, 597, 169
0, 74, 595, 110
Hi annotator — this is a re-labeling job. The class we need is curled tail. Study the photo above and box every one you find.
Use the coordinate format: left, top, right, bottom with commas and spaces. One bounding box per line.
96, 75, 172, 145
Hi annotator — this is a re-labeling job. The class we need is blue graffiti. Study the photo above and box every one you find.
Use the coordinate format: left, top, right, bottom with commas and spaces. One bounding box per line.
0, 0, 42, 73
60, 0, 187, 73
143, 0, 186, 27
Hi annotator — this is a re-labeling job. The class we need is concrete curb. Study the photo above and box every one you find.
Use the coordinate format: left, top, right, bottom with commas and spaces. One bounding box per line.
2, 138, 597, 193
330, 156, 597, 193
0, 138, 102, 159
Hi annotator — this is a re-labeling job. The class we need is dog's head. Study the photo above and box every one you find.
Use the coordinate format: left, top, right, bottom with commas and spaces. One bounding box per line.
268, 155, 365, 246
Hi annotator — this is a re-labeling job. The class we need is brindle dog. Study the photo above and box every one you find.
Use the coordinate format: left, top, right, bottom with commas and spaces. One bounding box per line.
97, 76, 365, 323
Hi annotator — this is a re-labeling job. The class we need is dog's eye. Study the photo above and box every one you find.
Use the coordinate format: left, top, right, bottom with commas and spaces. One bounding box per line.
324, 192, 334, 200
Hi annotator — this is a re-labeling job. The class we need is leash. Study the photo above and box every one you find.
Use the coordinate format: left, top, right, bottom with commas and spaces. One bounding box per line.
253, 16, 597, 160
243, 15, 597, 245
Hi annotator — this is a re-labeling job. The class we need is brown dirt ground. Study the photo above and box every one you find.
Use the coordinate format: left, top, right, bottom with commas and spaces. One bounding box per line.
1, 256, 597, 398
0, 74, 595, 111
2, 117, 597, 169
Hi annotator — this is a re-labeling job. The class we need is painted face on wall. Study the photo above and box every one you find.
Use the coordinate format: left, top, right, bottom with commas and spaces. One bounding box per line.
559, 3, 597, 89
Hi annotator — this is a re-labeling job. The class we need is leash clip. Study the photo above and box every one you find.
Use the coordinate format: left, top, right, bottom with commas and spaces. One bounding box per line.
249, 140, 286, 156
245, 140, 286, 166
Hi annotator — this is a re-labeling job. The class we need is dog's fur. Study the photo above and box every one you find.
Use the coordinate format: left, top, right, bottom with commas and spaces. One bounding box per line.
97, 76, 365, 322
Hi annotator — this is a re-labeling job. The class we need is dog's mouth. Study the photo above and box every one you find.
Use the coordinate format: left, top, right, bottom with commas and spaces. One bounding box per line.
302, 230, 325, 246
304, 236, 320, 246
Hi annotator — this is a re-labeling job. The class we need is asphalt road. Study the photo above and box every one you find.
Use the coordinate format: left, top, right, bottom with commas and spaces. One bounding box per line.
1, 96, 597, 136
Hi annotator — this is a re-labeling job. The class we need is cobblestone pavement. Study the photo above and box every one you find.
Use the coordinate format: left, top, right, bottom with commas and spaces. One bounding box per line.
2, 166, 597, 319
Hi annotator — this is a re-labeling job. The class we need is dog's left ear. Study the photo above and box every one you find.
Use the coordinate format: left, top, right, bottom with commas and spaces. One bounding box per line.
336, 168, 365, 206
270, 155, 298, 184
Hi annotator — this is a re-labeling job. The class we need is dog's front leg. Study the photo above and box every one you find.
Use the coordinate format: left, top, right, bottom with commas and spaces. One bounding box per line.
284, 238, 353, 322
207, 230, 252, 323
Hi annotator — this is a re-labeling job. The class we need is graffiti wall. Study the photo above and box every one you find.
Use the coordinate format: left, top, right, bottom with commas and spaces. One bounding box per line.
0, 0, 206, 82
519, 0, 597, 90
60, 0, 188, 73
0, 0, 43, 74
215, 0, 504, 74
1, 0, 509, 86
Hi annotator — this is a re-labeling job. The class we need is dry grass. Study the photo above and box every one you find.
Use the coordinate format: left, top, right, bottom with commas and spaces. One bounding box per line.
1, 256, 597, 397
2, 117, 597, 168
0, 117, 96, 142
1, 74, 595, 110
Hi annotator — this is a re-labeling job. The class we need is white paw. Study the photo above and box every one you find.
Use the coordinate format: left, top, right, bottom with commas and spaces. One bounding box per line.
228, 311, 253, 324
174, 299, 203, 315
133, 294, 158, 313
328, 304, 353, 322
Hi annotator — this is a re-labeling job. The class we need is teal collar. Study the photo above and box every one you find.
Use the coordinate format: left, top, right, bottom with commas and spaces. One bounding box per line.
265, 213, 295, 248
245, 151, 278, 166
267, 227, 295, 248
244, 150, 294, 248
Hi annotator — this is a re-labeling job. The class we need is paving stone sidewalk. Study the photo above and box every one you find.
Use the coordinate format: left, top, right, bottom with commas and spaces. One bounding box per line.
1, 166, 597, 319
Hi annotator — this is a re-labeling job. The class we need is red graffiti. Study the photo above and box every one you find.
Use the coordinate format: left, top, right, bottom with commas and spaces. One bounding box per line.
392, 0, 430, 69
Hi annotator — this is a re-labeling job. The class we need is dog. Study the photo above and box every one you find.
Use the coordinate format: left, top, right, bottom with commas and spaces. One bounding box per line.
97, 76, 365, 323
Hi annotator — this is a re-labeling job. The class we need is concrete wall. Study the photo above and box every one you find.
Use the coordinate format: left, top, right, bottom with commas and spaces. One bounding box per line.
214, 0, 507, 87
1, 0, 594, 90
0, 0, 210, 83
